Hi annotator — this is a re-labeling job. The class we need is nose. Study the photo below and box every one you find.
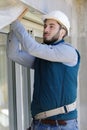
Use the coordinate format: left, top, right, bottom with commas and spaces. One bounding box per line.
44, 26, 49, 33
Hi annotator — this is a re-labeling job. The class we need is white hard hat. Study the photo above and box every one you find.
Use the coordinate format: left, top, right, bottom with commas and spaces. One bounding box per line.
42, 10, 70, 35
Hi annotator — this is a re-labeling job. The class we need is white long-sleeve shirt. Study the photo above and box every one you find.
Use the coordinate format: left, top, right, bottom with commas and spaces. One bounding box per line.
7, 20, 78, 68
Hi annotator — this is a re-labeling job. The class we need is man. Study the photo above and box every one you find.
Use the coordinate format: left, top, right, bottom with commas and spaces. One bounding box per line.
7, 10, 80, 130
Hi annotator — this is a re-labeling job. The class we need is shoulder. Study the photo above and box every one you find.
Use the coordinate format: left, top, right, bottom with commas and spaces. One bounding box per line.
54, 41, 76, 52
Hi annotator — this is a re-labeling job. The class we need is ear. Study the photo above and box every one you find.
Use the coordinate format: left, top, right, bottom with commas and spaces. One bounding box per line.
59, 29, 66, 38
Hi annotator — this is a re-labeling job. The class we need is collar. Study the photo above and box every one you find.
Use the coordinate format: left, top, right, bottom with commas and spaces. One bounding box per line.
51, 39, 64, 46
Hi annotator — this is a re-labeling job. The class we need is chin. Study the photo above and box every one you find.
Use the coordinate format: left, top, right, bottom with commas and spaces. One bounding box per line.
44, 40, 53, 45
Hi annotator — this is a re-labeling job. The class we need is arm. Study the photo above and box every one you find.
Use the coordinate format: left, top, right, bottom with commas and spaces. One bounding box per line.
6, 31, 35, 68
11, 20, 78, 66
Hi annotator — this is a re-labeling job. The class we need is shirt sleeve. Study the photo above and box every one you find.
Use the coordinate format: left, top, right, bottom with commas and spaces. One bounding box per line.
11, 20, 78, 66
6, 31, 35, 68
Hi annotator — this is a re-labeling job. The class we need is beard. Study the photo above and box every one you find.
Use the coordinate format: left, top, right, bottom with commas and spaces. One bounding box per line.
43, 31, 60, 45
43, 37, 58, 45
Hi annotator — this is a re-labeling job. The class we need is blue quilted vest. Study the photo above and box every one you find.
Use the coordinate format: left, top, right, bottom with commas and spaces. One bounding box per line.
31, 40, 80, 120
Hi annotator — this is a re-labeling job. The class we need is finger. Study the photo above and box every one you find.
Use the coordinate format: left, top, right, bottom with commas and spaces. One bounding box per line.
18, 8, 29, 20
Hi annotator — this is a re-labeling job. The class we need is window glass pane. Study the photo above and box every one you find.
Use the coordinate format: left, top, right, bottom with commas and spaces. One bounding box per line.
0, 34, 9, 130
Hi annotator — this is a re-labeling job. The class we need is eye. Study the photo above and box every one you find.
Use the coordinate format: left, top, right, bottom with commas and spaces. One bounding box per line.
50, 25, 54, 28
44, 24, 47, 29
49, 25, 55, 29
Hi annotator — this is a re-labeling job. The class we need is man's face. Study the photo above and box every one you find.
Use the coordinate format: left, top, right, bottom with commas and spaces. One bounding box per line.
43, 19, 62, 44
